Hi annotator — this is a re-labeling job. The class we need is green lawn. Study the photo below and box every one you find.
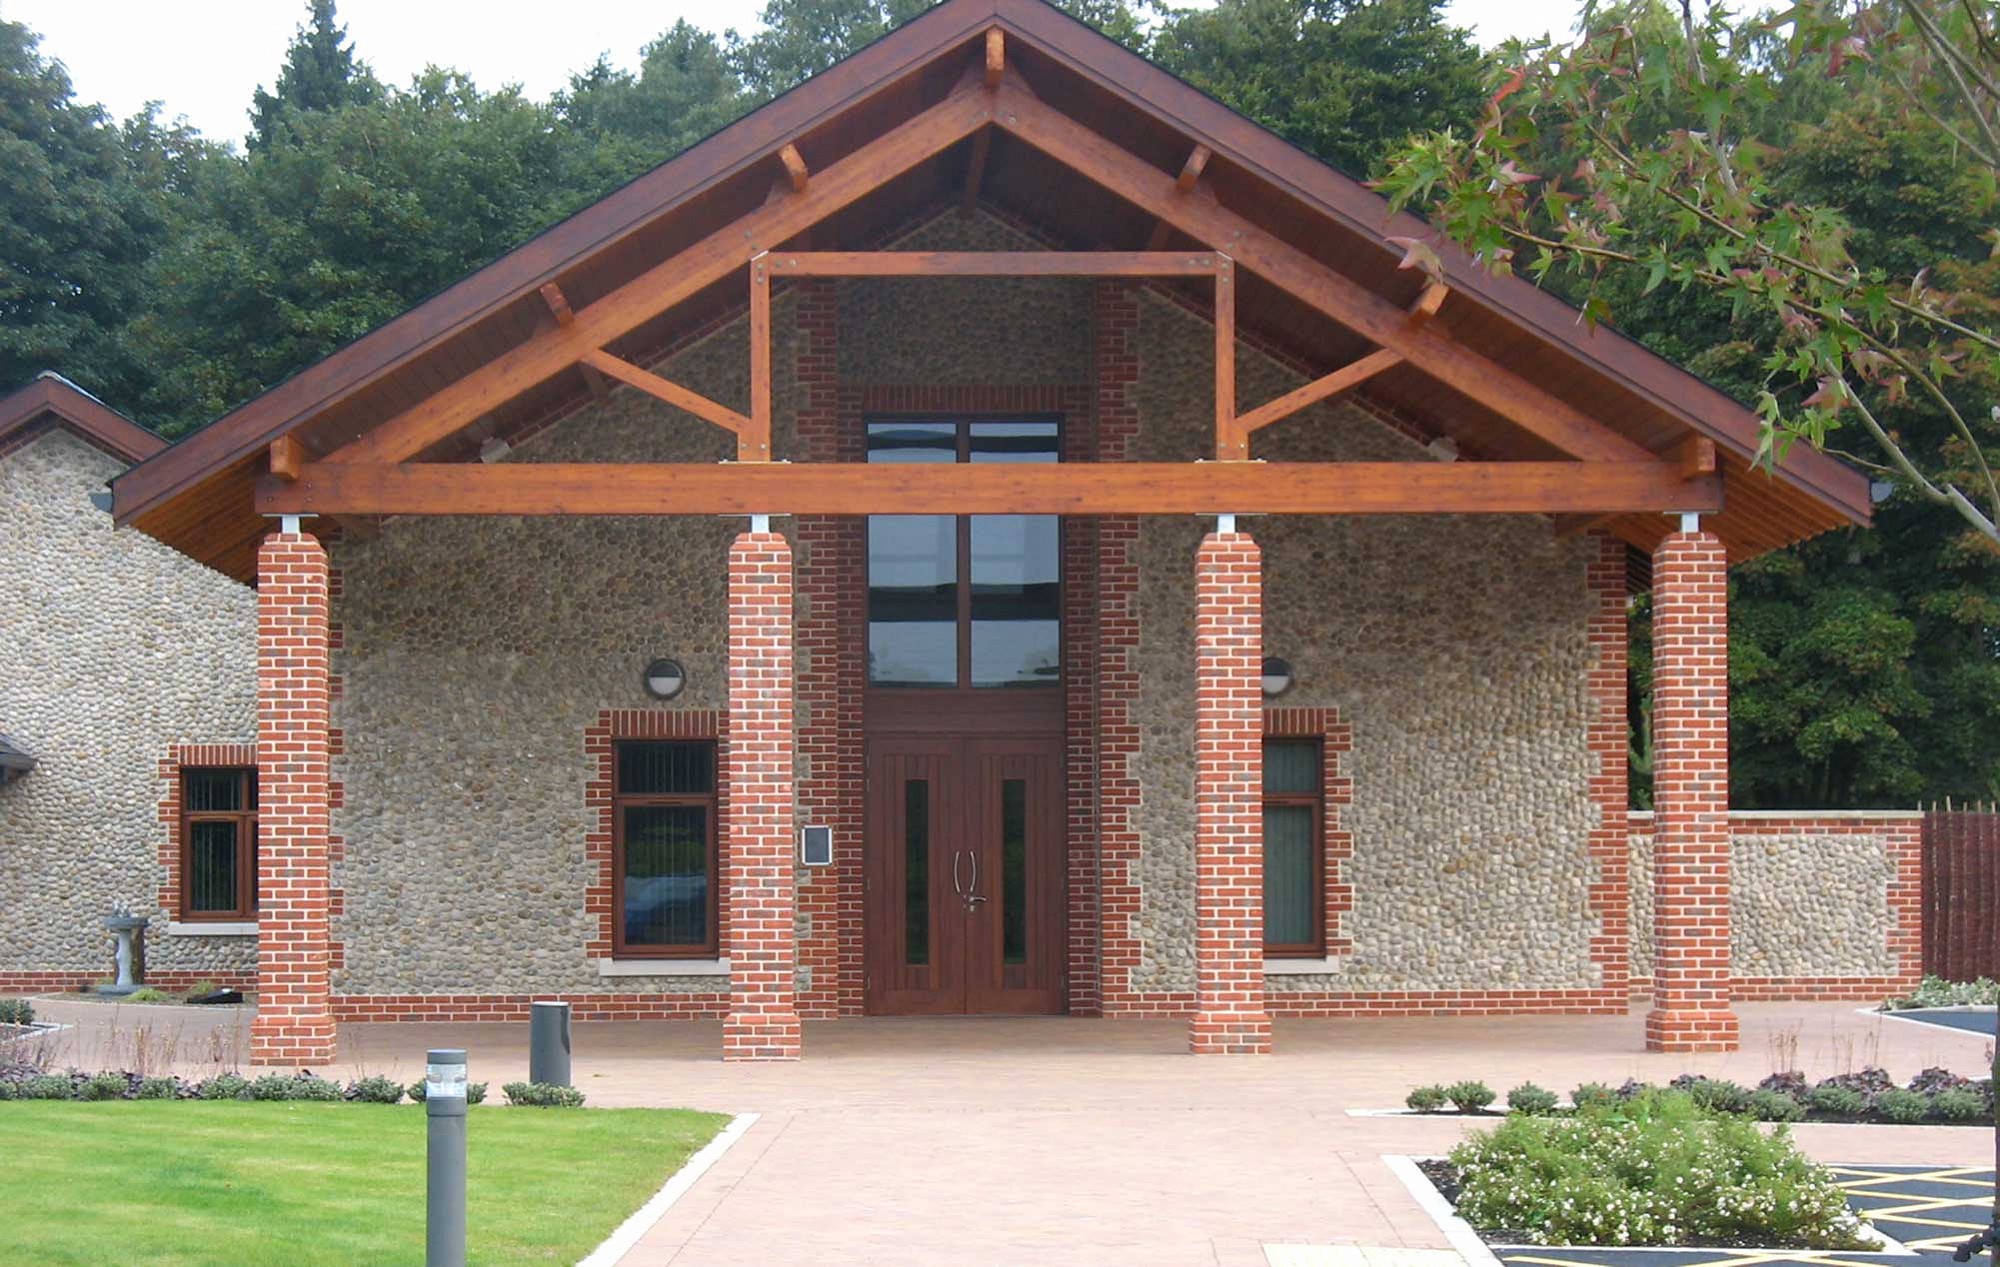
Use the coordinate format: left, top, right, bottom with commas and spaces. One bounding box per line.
0, 1101, 730, 1265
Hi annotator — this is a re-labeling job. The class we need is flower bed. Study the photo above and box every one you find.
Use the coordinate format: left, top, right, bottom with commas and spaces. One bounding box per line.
1882, 975, 2000, 1010
1420, 1090, 1873, 1248
1405, 1066, 1993, 1126
0, 1061, 588, 1108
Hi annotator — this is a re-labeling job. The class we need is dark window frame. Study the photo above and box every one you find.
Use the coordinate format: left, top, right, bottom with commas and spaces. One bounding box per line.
180, 766, 257, 922
611, 739, 721, 959
1261, 738, 1325, 958
863, 414, 1066, 692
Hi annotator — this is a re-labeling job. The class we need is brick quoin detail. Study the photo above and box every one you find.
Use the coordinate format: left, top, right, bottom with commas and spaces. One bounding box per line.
723, 531, 802, 1060
584, 709, 728, 963
249, 531, 337, 1066
1263, 709, 1353, 957
156, 742, 258, 920
1646, 530, 1740, 1052
1585, 534, 1632, 1000
1190, 531, 1273, 1054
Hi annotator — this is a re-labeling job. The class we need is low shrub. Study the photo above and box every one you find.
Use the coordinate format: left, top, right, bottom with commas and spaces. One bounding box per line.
197, 1074, 250, 1101
21, 1074, 76, 1100
1444, 1081, 1495, 1114
1909, 1066, 1970, 1096
1674, 1076, 1752, 1115
1506, 1082, 1560, 1116
1932, 1088, 1987, 1121
1405, 1085, 1447, 1113
1750, 1090, 1805, 1122
346, 1075, 404, 1104
406, 1079, 488, 1105
1876, 1088, 1931, 1124
1570, 1082, 1616, 1110
0, 999, 35, 1026
1884, 975, 2000, 1010
123, 987, 173, 1003
1757, 1071, 1809, 1099
1616, 1078, 1656, 1100
1449, 1090, 1869, 1247
502, 1081, 586, 1108
135, 1076, 181, 1101
0, 1081, 16, 1101
1806, 1085, 1869, 1117
1814, 1067, 1894, 1105
80, 1072, 131, 1101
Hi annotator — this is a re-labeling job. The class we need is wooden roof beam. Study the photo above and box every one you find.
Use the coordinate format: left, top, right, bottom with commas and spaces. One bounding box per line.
765, 250, 1224, 276
778, 144, 810, 193
259, 459, 1726, 518
961, 127, 993, 215
1408, 281, 1448, 327
1236, 348, 1404, 437
1146, 143, 1212, 251
579, 349, 749, 438
322, 83, 993, 468
268, 434, 305, 483
985, 28, 1005, 89
993, 85, 1656, 466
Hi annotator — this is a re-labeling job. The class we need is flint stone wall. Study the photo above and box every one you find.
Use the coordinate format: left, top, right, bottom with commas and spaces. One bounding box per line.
0, 428, 257, 979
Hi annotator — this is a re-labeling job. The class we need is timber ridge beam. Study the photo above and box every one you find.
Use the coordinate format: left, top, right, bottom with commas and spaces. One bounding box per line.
257, 460, 1725, 517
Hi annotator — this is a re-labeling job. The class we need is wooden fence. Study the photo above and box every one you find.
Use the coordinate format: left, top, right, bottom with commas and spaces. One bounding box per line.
1923, 804, 2000, 981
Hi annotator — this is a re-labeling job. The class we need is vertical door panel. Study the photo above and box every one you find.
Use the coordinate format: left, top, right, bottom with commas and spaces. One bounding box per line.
864, 740, 964, 1014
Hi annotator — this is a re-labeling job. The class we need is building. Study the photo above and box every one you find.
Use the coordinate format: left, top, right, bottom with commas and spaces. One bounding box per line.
0, 374, 259, 995
77, 0, 1922, 1063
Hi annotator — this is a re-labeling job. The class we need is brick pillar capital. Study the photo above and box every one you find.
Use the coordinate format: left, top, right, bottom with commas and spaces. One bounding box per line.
1190, 530, 1273, 1054
1645, 528, 1739, 1052
249, 529, 337, 1066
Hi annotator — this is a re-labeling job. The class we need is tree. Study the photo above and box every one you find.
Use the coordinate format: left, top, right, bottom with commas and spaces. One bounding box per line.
249, 0, 382, 151
1152, 0, 1488, 174
555, 21, 750, 163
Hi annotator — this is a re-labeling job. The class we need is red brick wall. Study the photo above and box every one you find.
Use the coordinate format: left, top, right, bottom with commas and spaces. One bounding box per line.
1189, 530, 1273, 1053
1645, 530, 1739, 1052
249, 530, 337, 1066
722, 530, 802, 1060
1585, 534, 1632, 1000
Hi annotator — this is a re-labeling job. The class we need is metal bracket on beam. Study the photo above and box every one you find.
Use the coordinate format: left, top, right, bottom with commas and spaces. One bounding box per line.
1678, 511, 1702, 534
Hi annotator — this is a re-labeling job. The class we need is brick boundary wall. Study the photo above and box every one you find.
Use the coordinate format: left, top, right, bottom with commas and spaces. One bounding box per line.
155, 742, 260, 921
332, 992, 726, 1022
1263, 707, 1354, 957
721, 530, 801, 1060
248, 530, 337, 1066
1645, 531, 1740, 1052
1629, 810, 1925, 1002
584, 709, 729, 964
1189, 531, 1274, 1053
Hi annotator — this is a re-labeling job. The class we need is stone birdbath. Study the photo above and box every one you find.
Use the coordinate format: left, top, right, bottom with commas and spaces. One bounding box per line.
99, 913, 149, 997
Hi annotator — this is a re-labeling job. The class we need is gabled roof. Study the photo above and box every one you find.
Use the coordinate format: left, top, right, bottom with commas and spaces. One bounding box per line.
1, 372, 164, 466
111, 0, 1870, 581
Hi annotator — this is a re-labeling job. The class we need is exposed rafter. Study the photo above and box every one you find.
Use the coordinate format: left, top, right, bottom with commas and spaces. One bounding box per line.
1146, 143, 1212, 251
1236, 348, 1403, 437
778, 144, 810, 193
991, 85, 1657, 466
320, 83, 994, 468
1408, 282, 1448, 327
268, 434, 305, 483
259, 460, 1726, 518
578, 350, 749, 439
984, 27, 1005, 89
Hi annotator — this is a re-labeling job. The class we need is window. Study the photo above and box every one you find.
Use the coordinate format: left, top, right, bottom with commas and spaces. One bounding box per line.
613, 740, 718, 956
1262, 740, 1322, 956
182, 767, 256, 920
866, 418, 1062, 689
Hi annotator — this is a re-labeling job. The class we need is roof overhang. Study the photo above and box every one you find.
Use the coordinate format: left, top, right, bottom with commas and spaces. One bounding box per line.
110, 0, 1870, 582
1, 373, 165, 467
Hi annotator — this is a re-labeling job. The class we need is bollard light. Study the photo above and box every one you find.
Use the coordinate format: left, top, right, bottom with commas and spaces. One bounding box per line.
426, 1048, 468, 1267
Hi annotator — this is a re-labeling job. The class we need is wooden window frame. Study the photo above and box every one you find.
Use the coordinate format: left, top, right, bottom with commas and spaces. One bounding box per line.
179, 766, 257, 922
610, 739, 721, 959
1261, 737, 1325, 958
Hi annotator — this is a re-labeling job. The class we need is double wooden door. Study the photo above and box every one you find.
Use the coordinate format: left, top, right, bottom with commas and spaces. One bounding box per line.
864, 735, 1065, 1014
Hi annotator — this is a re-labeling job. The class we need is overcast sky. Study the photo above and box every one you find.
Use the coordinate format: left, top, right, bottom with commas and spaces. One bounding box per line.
9, 0, 1585, 147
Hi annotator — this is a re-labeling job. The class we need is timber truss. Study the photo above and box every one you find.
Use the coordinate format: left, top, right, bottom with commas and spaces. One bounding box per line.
259, 31, 1721, 521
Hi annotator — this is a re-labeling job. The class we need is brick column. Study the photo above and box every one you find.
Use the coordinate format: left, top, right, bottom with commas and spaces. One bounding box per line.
249, 529, 337, 1066
723, 529, 802, 1061
1645, 529, 1739, 1052
1190, 529, 1273, 1054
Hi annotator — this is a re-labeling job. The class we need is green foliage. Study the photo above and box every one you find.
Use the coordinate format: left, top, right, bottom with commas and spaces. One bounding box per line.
1806, 1085, 1870, 1116
1876, 1088, 1932, 1123
123, 987, 173, 1003
1152, 0, 1487, 176
249, 0, 382, 151
1506, 1082, 1560, 1115
21, 1075, 76, 1100
406, 1079, 487, 1105
1886, 975, 2000, 1009
1571, 1082, 1617, 1110
1406, 1084, 1448, 1112
1449, 1090, 1869, 1246
501, 1081, 587, 1108
81, 1073, 130, 1101
197, 1074, 251, 1101
134, 1077, 180, 1101
1749, 1090, 1805, 1122
0, 999, 34, 1026
1931, 1088, 1987, 1121
1444, 1080, 1494, 1113
345, 1075, 404, 1104
1676, 1077, 1753, 1116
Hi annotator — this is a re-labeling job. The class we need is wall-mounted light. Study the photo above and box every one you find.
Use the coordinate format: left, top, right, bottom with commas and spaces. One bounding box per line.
1424, 435, 1460, 462
643, 658, 687, 700
1261, 656, 1294, 698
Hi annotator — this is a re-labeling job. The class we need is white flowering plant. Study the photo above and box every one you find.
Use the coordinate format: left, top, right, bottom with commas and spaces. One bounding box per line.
1448, 1089, 1871, 1248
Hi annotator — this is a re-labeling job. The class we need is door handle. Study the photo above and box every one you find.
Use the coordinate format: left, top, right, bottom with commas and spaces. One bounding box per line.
966, 852, 988, 906
952, 849, 967, 896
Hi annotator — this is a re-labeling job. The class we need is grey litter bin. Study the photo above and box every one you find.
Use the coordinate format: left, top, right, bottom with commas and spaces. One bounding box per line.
529, 1000, 571, 1087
